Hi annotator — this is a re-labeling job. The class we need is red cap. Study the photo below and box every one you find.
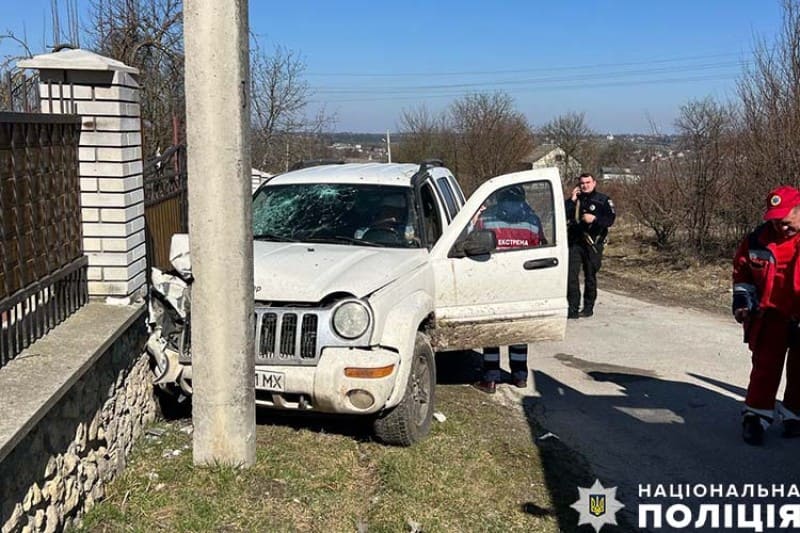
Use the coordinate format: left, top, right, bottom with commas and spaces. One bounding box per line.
764, 186, 800, 221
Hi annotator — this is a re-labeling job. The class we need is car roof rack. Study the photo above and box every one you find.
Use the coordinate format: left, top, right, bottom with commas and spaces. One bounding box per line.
288, 159, 345, 171
411, 159, 446, 187
418, 159, 444, 174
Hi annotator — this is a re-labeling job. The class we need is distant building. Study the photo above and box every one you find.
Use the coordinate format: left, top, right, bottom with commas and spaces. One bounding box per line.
599, 166, 639, 182
252, 168, 273, 191
518, 143, 582, 180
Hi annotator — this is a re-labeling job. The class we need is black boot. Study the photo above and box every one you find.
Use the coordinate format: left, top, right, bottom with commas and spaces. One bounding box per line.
742, 414, 765, 446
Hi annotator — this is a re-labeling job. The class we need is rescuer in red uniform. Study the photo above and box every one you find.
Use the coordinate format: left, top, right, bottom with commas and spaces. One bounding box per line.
471, 185, 546, 393
733, 185, 800, 445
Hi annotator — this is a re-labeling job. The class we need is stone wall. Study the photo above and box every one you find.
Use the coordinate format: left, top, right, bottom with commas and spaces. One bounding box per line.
0, 315, 156, 533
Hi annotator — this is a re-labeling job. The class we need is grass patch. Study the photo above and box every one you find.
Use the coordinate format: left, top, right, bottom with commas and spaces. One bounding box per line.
602, 223, 731, 315
77, 385, 613, 532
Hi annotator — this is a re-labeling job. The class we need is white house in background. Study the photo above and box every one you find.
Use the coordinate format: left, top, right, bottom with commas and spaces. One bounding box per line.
518, 143, 582, 180
252, 169, 274, 192
599, 166, 640, 182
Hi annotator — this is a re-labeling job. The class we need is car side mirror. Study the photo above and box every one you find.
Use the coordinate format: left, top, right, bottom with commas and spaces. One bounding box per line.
449, 229, 496, 258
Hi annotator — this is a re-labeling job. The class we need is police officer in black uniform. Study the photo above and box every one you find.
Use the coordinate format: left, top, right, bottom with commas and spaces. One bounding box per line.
565, 172, 616, 318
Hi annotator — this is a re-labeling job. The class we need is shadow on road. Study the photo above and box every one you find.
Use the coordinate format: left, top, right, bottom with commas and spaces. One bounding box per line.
521, 361, 800, 532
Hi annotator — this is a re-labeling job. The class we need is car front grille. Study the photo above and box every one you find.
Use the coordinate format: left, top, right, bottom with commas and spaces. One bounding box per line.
254, 301, 371, 366
256, 310, 319, 363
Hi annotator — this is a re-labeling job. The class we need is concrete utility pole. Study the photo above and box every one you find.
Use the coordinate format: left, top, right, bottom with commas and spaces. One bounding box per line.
184, 0, 256, 467
386, 130, 392, 163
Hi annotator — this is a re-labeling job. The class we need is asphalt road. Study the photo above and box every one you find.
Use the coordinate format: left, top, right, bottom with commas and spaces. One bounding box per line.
493, 290, 798, 530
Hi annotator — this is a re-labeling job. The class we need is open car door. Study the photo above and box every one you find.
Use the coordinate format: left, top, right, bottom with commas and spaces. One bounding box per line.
429, 168, 567, 351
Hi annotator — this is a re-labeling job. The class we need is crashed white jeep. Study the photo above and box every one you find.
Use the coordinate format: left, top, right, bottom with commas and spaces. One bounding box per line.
147, 161, 568, 445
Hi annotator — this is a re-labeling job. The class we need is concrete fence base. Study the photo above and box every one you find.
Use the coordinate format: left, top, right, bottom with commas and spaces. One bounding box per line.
0, 304, 156, 533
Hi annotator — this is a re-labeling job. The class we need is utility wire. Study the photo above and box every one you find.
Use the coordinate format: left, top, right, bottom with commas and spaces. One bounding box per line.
311, 60, 748, 95
306, 50, 758, 78
309, 73, 739, 104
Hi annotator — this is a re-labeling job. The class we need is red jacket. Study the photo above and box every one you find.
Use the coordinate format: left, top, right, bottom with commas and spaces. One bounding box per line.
733, 223, 800, 347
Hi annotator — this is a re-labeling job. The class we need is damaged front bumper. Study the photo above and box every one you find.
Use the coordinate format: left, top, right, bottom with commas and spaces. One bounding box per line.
146, 264, 402, 414
146, 345, 400, 415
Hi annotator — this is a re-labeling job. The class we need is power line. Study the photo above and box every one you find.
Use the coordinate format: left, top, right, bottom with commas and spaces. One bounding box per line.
309, 73, 739, 104
306, 50, 756, 78
310, 60, 748, 95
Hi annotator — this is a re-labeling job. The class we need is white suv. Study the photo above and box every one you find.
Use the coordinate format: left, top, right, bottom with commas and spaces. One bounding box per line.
147, 161, 568, 445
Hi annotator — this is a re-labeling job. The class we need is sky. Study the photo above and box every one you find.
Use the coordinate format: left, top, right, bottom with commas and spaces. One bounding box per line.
0, 0, 786, 134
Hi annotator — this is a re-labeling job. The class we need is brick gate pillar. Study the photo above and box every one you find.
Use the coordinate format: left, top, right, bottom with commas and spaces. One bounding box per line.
19, 49, 146, 301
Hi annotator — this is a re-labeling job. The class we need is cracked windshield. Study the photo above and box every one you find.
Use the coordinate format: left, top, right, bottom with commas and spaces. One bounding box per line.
253, 183, 421, 248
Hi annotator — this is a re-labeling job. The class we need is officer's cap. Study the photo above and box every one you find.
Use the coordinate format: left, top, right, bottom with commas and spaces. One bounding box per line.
764, 185, 800, 221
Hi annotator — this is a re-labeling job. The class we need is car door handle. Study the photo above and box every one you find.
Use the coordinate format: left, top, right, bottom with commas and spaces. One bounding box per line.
523, 257, 558, 270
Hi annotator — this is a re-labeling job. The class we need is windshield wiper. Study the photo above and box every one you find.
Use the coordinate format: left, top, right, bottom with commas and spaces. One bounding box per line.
253, 232, 297, 243
304, 235, 382, 247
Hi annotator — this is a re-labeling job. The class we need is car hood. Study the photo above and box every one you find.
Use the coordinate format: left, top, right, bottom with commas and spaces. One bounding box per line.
253, 241, 428, 302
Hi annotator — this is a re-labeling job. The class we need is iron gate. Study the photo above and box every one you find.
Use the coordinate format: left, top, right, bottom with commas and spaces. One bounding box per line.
144, 145, 188, 271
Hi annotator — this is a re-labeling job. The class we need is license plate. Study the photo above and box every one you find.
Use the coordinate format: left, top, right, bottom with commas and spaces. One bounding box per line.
255, 370, 285, 391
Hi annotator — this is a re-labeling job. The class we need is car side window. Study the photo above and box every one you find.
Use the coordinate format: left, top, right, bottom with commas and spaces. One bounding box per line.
436, 177, 459, 219
450, 176, 466, 205
420, 183, 443, 245
461, 180, 555, 252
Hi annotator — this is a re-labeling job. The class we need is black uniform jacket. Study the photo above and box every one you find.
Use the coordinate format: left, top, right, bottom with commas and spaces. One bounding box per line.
565, 190, 616, 247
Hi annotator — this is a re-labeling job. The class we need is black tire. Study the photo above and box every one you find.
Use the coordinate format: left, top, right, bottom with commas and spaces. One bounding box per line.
373, 332, 436, 446
154, 384, 191, 420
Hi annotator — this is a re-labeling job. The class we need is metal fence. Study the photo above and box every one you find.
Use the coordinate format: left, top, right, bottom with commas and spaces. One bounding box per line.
1, 71, 41, 113
0, 112, 87, 369
144, 145, 188, 271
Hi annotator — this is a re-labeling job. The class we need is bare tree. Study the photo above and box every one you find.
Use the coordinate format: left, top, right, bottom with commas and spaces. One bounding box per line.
539, 111, 592, 184
448, 92, 535, 195
674, 97, 736, 254
0, 33, 36, 112
395, 104, 454, 166
1, 0, 80, 112
249, 41, 334, 172
622, 162, 684, 249
737, 0, 800, 213
87, 0, 184, 156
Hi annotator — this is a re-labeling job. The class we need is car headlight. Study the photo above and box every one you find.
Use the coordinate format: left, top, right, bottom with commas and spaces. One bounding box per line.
332, 300, 371, 339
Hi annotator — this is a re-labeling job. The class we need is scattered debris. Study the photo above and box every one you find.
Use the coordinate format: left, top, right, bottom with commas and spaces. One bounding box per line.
536, 432, 560, 442
146, 472, 159, 481
146, 427, 166, 437
154, 483, 166, 492
179, 425, 194, 435
406, 518, 423, 532
432, 411, 446, 423
105, 296, 132, 306
161, 449, 183, 458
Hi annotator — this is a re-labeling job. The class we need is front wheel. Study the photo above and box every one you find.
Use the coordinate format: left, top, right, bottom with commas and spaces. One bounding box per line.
373, 332, 436, 446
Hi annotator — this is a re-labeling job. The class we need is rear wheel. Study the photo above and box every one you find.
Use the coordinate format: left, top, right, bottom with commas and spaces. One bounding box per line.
373, 332, 435, 446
